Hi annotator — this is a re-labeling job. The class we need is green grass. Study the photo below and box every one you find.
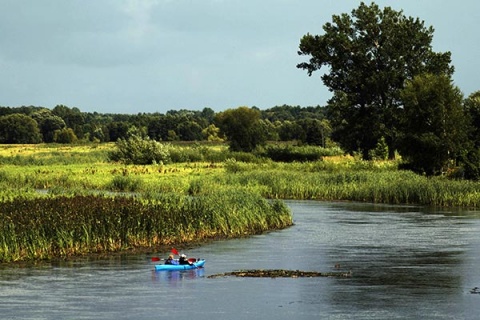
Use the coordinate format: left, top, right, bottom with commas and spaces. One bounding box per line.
0, 144, 478, 207
0, 193, 292, 262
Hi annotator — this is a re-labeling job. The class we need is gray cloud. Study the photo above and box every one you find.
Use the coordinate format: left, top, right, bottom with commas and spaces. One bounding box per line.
0, 0, 478, 113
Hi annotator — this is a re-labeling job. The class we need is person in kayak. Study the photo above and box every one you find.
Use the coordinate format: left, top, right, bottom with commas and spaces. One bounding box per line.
179, 254, 192, 265
165, 254, 176, 265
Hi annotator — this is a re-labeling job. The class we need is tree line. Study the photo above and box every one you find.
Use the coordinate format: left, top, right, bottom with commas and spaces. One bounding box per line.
0, 104, 330, 147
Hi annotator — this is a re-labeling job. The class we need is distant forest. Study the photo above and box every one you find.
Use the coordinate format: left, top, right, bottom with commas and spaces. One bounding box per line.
0, 104, 330, 146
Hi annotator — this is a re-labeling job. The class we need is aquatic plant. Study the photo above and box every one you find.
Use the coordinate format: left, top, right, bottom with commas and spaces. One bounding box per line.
0, 193, 292, 262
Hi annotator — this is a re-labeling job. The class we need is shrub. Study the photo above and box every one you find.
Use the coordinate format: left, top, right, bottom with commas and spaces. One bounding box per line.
108, 175, 143, 192
169, 146, 204, 163
108, 135, 171, 165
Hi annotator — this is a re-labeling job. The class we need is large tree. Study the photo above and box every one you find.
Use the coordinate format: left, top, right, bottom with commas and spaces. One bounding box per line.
31, 109, 67, 143
52, 104, 85, 139
297, 2, 453, 159
399, 73, 468, 175
464, 91, 480, 147
215, 106, 266, 152
0, 114, 42, 144
460, 91, 480, 179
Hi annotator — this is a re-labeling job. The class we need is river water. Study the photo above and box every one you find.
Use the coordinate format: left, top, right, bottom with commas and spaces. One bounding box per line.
1, 201, 480, 319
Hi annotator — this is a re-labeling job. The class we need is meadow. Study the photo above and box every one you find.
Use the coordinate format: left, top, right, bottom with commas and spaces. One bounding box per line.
1, 143, 480, 262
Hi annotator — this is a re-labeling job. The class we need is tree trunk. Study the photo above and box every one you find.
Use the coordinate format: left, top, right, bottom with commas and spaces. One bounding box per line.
362, 148, 371, 160
386, 136, 396, 160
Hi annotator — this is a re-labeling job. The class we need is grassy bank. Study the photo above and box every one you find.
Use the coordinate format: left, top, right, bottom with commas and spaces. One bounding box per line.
0, 193, 291, 262
0, 144, 295, 262
1, 143, 480, 262
225, 166, 480, 207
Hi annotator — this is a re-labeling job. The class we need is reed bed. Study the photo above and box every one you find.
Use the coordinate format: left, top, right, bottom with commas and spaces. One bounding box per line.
223, 166, 480, 207
0, 193, 292, 262
4, 155, 479, 209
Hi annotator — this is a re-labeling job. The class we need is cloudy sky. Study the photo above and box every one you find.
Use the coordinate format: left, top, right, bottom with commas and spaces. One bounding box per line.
1, 0, 479, 114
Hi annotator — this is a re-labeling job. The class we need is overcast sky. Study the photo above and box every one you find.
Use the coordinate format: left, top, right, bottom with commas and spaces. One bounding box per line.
1, 0, 479, 114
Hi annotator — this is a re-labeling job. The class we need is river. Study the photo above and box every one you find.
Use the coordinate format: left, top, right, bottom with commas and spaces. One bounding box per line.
1, 200, 480, 319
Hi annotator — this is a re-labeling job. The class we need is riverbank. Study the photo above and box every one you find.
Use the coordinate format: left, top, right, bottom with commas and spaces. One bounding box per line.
0, 194, 292, 263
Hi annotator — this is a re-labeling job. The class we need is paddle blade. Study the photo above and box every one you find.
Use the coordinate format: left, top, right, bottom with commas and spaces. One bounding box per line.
187, 258, 197, 263
151, 257, 160, 262
171, 248, 179, 255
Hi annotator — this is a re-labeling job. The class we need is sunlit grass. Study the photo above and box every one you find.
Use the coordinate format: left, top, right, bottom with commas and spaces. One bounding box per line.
2, 143, 480, 263
0, 144, 478, 208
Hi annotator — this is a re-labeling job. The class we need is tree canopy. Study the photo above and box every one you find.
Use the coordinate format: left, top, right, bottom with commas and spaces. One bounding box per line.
0, 113, 42, 144
215, 106, 266, 152
459, 91, 480, 179
32, 109, 67, 143
297, 1, 453, 159
399, 73, 468, 175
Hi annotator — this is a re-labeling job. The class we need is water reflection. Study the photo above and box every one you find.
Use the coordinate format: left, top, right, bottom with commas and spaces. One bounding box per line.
151, 268, 205, 286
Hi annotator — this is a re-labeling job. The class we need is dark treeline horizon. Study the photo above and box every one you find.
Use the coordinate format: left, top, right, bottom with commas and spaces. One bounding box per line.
0, 103, 330, 146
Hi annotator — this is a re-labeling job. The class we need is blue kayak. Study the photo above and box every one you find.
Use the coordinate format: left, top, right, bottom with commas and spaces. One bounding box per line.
154, 259, 205, 271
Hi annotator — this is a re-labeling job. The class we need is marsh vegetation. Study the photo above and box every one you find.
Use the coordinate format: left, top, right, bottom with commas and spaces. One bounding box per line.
1, 143, 480, 262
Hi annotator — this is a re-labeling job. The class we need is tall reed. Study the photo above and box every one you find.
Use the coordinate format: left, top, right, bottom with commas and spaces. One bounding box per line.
219, 163, 480, 207
0, 193, 292, 262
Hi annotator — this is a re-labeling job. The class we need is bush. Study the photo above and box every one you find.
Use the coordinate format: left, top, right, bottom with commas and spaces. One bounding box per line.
169, 146, 204, 163
229, 151, 261, 163
108, 135, 171, 165
108, 175, 143, 192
